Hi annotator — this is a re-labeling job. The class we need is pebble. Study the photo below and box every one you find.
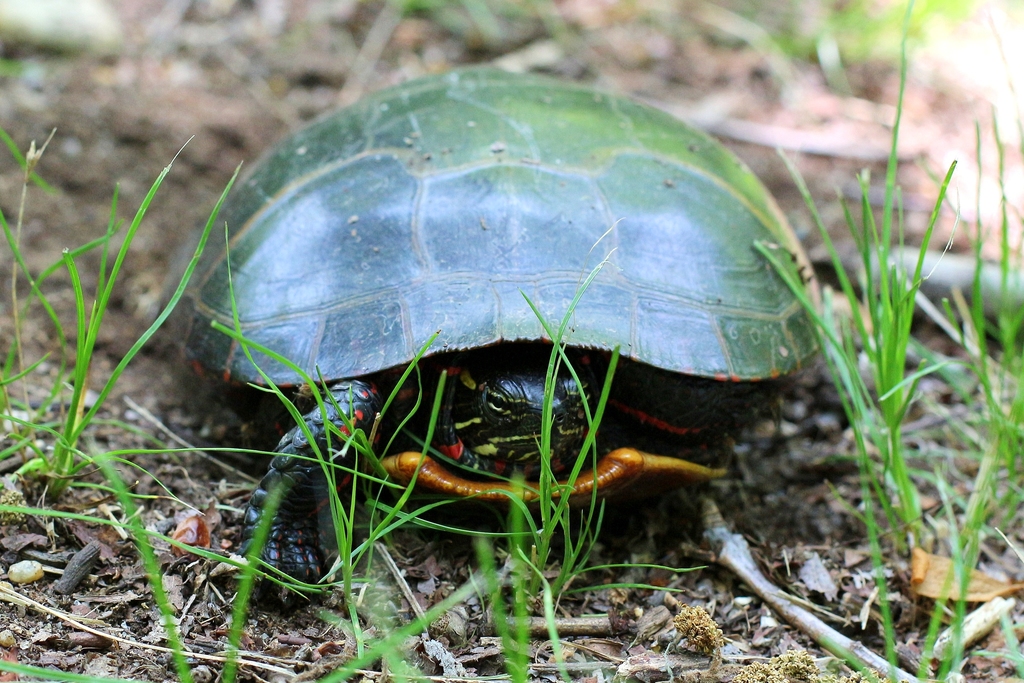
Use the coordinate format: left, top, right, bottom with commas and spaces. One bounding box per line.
0, 0, 123, 55
0, 630, 14, 648
8, 560, 44, 584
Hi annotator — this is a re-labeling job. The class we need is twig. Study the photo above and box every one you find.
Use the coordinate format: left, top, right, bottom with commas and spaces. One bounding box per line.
706, 118, 895, 161
53, 540, 101, 594
481, 615, 614, 638
375, 540, 425, 621
701, 499, 919, 683
614, 652, 724, 682
645, 97, 907, 162
932, 597, 1016, 661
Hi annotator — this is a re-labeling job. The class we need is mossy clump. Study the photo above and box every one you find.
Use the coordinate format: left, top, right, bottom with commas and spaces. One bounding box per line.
732, 650, 881, 683
733, 650, 817, 683
0, 488, 26, 525
672, 604, 725, 655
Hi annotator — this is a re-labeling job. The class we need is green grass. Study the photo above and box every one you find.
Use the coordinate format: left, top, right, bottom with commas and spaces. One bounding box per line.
757, 2, 1024, 679
4, 5, 1023, 678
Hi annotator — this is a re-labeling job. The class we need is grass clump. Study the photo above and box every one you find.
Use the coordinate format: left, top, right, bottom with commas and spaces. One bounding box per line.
761, 2, 1024, 679
2, 133, 236, 495
0, 131, 251, 683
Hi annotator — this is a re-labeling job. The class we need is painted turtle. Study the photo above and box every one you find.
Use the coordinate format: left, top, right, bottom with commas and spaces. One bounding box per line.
182, 69, 817, 584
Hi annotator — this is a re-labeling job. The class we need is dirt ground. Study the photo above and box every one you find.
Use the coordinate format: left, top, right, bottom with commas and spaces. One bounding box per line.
1, 1, 1023, 681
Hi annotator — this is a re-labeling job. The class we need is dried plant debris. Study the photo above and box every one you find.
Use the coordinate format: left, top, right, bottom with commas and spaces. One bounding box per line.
910, 547, 1024, 601
733, 650, 820, 683
732, 650, 888, 683
817, 673, 886, 683
673, 604, 725, 655
798, 552, 839, 602
0, 488, 26, 525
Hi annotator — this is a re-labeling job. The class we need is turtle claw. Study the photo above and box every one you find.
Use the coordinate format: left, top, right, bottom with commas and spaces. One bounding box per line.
240, 506, 325, 586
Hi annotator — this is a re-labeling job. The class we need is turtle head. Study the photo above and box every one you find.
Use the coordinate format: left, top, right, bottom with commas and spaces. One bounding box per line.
448, 348, 589, 470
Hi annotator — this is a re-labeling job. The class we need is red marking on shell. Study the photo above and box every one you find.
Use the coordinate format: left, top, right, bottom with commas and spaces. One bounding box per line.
730, 375, 742, 382
439, 440, 464, 460
607, 399, 702, 437
713, 373, 728, 382
354, 409, 364, 421
493, 459, 507, 475
446, 366, 462, 376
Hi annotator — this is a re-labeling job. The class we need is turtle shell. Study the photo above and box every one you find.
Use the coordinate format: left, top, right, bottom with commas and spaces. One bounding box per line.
184, 68, 816, 386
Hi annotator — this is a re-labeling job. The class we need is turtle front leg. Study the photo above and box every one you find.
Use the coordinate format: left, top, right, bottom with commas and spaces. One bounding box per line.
240, 380, 381, 585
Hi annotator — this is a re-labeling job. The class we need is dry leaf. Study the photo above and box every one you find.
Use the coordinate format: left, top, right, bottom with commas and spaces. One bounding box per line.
910, 547, 1024, 602
170, 513, 210, 557
799, 552, 839, 601
0, 646, 18, 682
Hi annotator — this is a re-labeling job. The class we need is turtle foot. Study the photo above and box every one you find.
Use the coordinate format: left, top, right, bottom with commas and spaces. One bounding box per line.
240, 495, 325, 585
239, 380, 381, 588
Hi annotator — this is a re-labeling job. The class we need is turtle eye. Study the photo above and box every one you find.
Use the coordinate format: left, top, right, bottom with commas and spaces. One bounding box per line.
484, 389, 508, 413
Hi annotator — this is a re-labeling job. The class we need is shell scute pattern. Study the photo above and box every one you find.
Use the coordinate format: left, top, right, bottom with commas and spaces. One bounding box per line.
185, 69, 816, 387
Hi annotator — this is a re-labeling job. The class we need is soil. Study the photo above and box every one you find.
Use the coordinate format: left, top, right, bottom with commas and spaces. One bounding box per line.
1, 1, 1022, 681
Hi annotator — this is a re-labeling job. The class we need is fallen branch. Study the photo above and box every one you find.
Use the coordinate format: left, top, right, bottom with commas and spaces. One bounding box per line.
701, 499, 918, 683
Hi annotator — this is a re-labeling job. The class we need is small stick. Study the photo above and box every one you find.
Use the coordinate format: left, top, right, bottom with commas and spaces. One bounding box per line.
932, 597, 1016, 661
480, 615, 614, 638
701, 499, 919, 683
53, 541, 101, 595
374, 541, 425, 621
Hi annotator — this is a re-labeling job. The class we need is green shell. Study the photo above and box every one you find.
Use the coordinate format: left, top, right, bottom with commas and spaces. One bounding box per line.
185, 68, 816, 385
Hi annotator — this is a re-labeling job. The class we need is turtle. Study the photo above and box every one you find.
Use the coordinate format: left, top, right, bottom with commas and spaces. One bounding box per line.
181, 68, 818, 585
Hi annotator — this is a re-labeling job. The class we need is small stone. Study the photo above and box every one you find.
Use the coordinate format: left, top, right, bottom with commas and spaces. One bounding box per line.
0, 630, 15, 648
0, 0, 123, 54
8, 560, 44, 584
429, 606, 468, 646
